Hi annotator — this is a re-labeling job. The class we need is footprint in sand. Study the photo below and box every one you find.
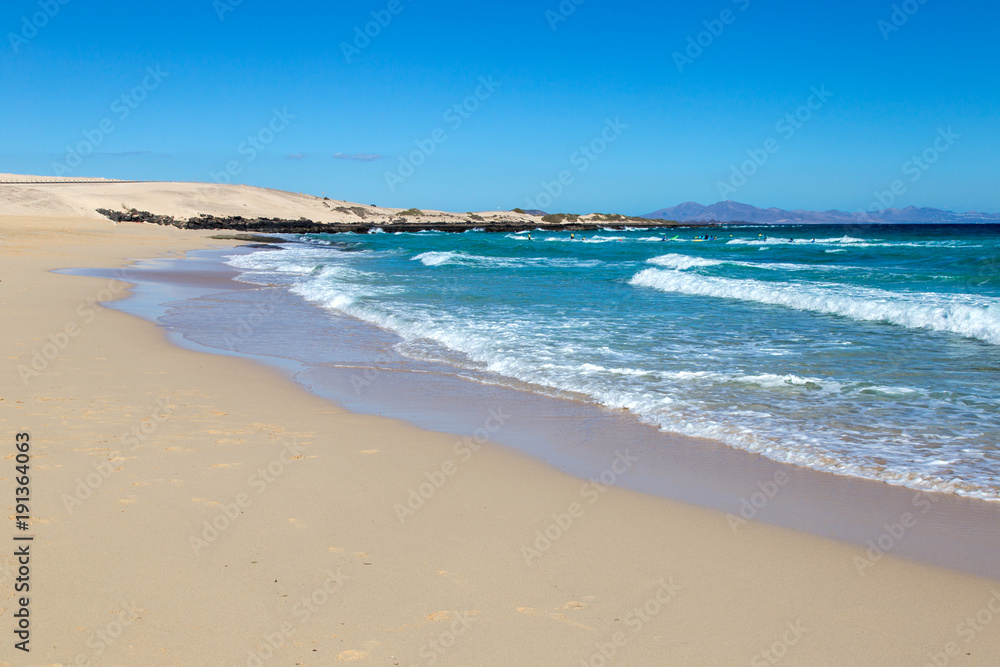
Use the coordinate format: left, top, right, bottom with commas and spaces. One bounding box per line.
426, 611, 452, 621
559, 601, 587, 609
516, 607, 593, 631
336, 649, 368, 661
336, 641, 379, 661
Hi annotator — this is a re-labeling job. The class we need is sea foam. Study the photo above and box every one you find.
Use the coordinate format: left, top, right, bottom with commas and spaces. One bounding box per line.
630, 268, 1000, 345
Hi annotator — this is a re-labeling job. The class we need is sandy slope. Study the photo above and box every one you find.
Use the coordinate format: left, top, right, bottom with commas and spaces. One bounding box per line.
0, 176, 539, 226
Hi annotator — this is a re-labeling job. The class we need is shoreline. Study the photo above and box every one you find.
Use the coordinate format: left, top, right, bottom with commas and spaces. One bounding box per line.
4, 215, 1000, 664
81, 244, 1000, 580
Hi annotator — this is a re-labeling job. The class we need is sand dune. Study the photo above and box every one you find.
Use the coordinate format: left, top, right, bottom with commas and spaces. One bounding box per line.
0, 175, 538, 225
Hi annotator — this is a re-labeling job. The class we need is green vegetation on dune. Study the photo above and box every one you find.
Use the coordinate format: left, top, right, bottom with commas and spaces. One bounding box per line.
541, 213, 580, 223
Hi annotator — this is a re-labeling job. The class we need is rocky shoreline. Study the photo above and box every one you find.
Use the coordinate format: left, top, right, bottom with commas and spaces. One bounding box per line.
97, 208, 710, 234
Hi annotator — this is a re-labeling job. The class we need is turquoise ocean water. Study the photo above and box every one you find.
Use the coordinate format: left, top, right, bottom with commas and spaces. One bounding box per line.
225, 224, 1000, 501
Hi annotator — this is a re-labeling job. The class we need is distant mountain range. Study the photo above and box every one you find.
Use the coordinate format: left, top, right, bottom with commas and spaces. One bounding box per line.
643, 201, 1000, 225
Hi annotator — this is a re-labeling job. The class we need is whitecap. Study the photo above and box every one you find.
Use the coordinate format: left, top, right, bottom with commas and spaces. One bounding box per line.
629, 268, 1000, 345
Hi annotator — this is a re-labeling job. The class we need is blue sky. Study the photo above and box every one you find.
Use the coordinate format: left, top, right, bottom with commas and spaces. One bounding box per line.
3, 0, 998, 214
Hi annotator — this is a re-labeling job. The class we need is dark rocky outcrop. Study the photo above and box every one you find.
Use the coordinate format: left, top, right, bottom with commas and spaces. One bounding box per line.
97, 208, 175, 225
95, 209, 700, 234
